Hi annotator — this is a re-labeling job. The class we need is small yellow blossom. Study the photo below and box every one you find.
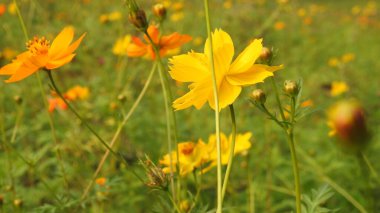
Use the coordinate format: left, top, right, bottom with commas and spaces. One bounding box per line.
223, 0, 233, 9
8, 3, 16, 15
328, 57, 340, 67
108, 11, 122, 21
192, 36, 204, 46
170, 12, 184, 22
351, 6, 361, 15
65, 86, 89, 100
297, 8, 306, 17
171, 2, 184, 11
341, 53, 355, 63
112, 35, 131, 56
330, 81, 349, 97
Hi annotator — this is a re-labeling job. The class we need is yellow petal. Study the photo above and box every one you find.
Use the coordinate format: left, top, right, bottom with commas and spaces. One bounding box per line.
169, 52, 209, 82
227, 64, 283, 86
48, 27, 74, 59
208, 79, 241, 110
173, 79, 211, 110
229, 39, 263, 74
0, 60, 22, 75
204, 29, 234, 78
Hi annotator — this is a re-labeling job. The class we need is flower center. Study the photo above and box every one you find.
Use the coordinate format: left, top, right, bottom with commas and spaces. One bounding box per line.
26, 36, 50, 56
181, 144, 194, 156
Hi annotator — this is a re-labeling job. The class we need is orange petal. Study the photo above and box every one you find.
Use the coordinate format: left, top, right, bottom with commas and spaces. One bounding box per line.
0, 60, 22, 75
127, 42, 148, 57
49, 27, 75, 59
45, 54, 76, 70
160, 33, 192, 49
5, 64, 39, 83
143, 25, 159, 44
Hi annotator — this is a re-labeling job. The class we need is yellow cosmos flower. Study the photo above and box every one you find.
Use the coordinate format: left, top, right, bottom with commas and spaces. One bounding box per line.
112, 35, 131, 56
160, 140, 208, 176
204, 132, 251, 172
341, 53, 355, 63
330, 81, 349, 97
0, 27, 85, 83
169, 29, 282, 110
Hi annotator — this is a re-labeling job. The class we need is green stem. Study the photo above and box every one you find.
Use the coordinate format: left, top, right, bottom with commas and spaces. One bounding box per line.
145, 31, 180, 203
270, 77, 287, 125
46, 71, 118, 157
287, 97, 301, 213
12, 0, 69, 193
221, 104, 236, 202
80, 62, 158, 200
203, 0, 223, 212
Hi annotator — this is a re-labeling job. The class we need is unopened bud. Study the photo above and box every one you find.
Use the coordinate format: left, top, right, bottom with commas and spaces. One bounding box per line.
251, 89, 266, 104
153, 4, 166, 21
13, 199, 22, 207
328, 100, 370, 149
284, 80, 299, 96
0, 195, 3, 206
260, 47, 272, 61
129, 9, 148, 31
13, 95, 22, 105
117, 93, 127, 103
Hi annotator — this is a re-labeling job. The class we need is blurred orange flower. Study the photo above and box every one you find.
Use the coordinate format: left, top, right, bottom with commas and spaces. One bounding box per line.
127, 25, 191, 60
95, 177, 107, 186
48, 97, 67, 112
0, 27, 86, 83
330, 81, 349, 97
0, 4, 6, 16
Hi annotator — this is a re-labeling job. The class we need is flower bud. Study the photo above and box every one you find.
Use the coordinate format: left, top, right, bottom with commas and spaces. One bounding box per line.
141, 156, 170, 190
153, 3, 166, 21
0, 194, 3, 206
128, 9, 148, 31
251, 89, 266, 104
13, 95, 22, 105
284, 80, 299, 96
328, 100, 370, 149
117, 93, 127, 103
13, 199, 22, 207
260, 47, 272, 61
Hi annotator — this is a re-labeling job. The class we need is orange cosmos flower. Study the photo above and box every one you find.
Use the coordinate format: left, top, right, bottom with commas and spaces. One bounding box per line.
48, 97, 68, 112
0, 27, 86, 83
127, 25, 191, 60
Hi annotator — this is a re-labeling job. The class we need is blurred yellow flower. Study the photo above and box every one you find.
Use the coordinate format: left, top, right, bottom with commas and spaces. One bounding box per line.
112, 35, 131, 56
8, 3, 16, 15
170, 29, 282, 111
160, 140, 208, 176
297, 8, 306, 17
351, 6, 361, 15
171, 2, 184, 11
99, 11, 122, 23
170, 12, 184, 22
327, 121, 336, 137
274, 21, 286, 30
341, 53, 355, 63
192, 36, 204, 46
223, 0, 232, 9
1, 48, 18, 60
328, 57, 340, 67
330, 81, 349, 97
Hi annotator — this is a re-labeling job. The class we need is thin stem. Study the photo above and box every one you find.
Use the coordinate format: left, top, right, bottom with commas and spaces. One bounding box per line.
361, 152, 380, 183
270, 77, 287, 125
221, 104, 236, 202
286, 97, 301, 213
145, 31, 180, 203
46, 71, 118, 157
166, 191, 182, 213
12, 0, 69, 192
80, 62, 158, 200
203, 0, 223, 212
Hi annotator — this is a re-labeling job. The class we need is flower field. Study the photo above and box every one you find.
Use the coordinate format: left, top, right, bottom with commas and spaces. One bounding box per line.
0, 0, 379, 212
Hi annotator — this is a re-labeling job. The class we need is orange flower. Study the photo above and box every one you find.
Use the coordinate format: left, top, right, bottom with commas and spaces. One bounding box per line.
0, 27, 86, 83
95, 177, 107, 186
0, 4, 6, 16
127, 25, 191, 60
48, 97, 67, 112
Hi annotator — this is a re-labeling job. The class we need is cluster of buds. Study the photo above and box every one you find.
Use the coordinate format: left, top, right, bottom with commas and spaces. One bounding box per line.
126, 0, 167, 31
126, 0, 148, 31
328, 100, 370, 149
141, 155, 170, 190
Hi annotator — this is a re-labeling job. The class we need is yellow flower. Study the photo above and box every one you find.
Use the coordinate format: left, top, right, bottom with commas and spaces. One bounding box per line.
169, 29, 282, 110
112, 35, 131, 56
108, 11, 122, 21
204, 132, 252, 172
0, 27, 85, 83
328, 57, 340, 67
170, 12, 184, 22
8, 2, 16, 15
160, 140, 208, 176
341, 53, 355, 63
330, 81, 349, 97
297, 8, 306, 17
223, 0, 232, 9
